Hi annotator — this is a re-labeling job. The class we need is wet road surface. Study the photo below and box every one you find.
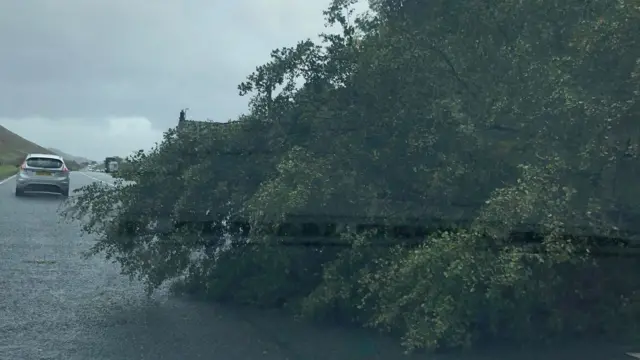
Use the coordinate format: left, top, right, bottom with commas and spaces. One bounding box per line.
0, 171, 637, 360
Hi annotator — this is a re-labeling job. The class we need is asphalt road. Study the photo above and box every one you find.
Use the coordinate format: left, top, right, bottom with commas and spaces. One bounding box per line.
0, 171, 637, 360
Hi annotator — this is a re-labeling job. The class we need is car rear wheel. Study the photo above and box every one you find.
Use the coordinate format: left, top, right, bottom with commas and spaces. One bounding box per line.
15, 188, 24, 197
61, 188, 70, 197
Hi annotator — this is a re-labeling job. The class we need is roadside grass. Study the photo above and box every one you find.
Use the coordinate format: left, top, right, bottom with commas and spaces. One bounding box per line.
0, 164, 17, 181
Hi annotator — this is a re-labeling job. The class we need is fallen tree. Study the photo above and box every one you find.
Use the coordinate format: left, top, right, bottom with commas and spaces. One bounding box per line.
62, 0, 640, 351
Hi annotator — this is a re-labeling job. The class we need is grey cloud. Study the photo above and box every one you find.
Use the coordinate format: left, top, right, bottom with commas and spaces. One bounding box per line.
0, 0, 336, 130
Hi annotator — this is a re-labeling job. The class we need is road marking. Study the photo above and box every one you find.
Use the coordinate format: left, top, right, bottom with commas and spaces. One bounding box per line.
627, 353, 640, 358
0, 174, 16, 185
78, 172, 115, 186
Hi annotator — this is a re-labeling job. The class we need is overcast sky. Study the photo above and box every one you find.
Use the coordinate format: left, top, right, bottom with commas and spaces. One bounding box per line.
0, 0, 367, 161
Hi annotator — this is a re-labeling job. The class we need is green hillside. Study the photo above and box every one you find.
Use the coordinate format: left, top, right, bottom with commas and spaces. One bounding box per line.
0, 125, 83, 174
0, 125, 54, 166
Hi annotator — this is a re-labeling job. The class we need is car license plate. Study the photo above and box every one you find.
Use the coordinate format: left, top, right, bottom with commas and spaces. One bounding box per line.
36, 171, 51, 176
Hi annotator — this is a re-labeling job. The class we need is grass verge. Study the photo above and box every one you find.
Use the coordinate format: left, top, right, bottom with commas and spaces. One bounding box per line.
0, 164, 17, 181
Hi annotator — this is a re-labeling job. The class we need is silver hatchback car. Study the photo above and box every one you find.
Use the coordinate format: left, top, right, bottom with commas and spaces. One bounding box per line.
15, 153, 70, 197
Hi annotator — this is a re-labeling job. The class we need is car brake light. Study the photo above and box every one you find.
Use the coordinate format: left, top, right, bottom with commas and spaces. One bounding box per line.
61, 165, 69, 172
20, 162, 26, 171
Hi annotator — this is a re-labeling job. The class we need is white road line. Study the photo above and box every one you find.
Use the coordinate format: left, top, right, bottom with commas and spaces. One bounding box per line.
627, 353, 640, 358
0, 174, 16, 185
77, 172, 115, 186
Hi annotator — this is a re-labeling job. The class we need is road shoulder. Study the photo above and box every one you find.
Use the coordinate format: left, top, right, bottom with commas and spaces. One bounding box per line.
0, 168, 16, 184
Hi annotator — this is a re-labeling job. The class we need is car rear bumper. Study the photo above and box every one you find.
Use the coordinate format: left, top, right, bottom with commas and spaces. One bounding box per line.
16, 173, 69, 193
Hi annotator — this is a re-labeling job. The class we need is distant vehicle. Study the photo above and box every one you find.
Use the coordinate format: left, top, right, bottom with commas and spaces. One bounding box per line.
15, 153, 70, 197
104, 156, 118, 173
107, 161, 119, 173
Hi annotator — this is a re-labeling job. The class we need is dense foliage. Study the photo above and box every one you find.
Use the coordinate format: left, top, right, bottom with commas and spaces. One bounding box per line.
62, 0, 640, 351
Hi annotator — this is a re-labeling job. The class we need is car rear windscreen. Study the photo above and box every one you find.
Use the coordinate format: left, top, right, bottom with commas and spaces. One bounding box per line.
26, 158, 63, 169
